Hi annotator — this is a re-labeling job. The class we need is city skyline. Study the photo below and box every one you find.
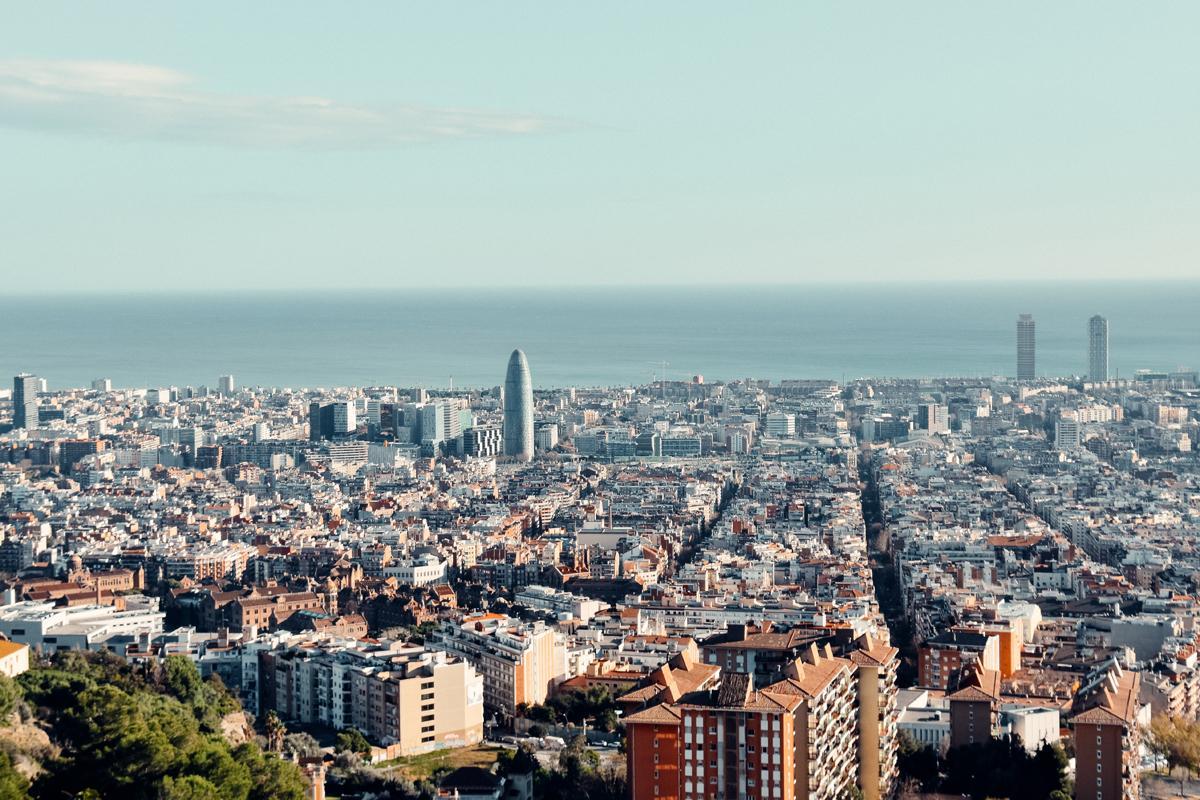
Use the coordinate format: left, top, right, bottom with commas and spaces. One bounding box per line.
2, 6, 1198, 800
5, 4, 1200, 292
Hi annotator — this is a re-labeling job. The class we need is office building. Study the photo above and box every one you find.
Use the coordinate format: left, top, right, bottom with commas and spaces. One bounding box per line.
309, 400, 357, 441
91, 378, 112, 393
1055, 418, 1081, 450
419, 402, 447, 447
764, 411, 796, 438
916, 403, 949, 434
463, 426, 502, 458
1088, 315, 1109, 382
12, 374, 38, 430
332, 401, 355, 435
309, 402, 324, 442
503, 349, 534, 461
219, 374, 236, 396
1016, 314, 1036, 380
534, 423, 559, 451
0, 600, 165, 654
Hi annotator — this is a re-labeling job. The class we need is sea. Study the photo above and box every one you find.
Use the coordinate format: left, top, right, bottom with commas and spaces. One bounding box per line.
1, 282, 1197, 390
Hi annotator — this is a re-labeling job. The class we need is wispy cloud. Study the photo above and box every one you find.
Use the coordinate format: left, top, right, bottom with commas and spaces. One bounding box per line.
0, 59, 562, 148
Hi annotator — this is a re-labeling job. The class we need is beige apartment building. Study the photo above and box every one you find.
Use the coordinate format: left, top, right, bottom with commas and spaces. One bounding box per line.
268, 641, 483, 756
350, 651, 483, 754
431, 613, 568, 717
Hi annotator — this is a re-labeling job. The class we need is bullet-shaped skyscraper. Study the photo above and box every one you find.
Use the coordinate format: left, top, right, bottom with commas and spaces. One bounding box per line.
1016, 314, 1036, 381
1088, 315, 1109, 382
503, 349, 534, 462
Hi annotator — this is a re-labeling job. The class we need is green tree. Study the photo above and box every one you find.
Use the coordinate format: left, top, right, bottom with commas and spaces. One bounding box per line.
231, 745, 309, 800
263, 711, 286, 754
1148, 714, 1200, 795
896, 731, 938, 792
18, 654, 308, 800
284, 732, 321, 757
0, 750, 29, 800
0, 675, 21, 725
335, 727, 371, 754
183, 737, 253, 800
557, 734, 599, 781
160, 775, 222, 800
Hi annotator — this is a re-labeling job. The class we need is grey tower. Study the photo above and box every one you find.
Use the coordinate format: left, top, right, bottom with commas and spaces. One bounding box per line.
12, 374, 38, 430
1016, 314, 1036, 381
1088, 315, 1109, 382
503, 349, 534, 462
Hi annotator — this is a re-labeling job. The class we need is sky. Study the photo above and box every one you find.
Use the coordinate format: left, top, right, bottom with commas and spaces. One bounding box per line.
2, 3, 1199, 293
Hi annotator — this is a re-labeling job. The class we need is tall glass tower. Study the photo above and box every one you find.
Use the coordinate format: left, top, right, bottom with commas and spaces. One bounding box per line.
1088, 315, 1109, 382
12, 374, 39, 430
1016, 314, 1036, 381
503, 349, 534, 462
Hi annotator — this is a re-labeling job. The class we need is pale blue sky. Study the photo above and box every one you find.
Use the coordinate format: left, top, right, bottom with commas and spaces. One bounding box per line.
2, 3, 1199, 292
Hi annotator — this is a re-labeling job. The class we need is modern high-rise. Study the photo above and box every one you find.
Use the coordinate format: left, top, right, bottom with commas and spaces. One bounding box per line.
12, 374, 39, 430
1016, 314, 1036, 381
218, 374, 236, 396
916, 403, 949, 434
308, 400, 356, 441
764, 411, 796, 438
1088, 315, 1109, 382
502, 349, 534, 462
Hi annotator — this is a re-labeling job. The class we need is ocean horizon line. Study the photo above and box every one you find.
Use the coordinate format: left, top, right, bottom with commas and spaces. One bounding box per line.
7, 277, 1200, 299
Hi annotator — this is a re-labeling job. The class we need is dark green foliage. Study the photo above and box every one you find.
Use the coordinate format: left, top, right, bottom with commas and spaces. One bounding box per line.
496, 744, 538, 775
896, 731, 939, 791
335, 727, 371, 754
522, 687, 620, 732
941, 738, 1072, 800
0, 751, 29, 800
527, 735, 625, 800
12, 652, 307, 800
0, 675, 21, 725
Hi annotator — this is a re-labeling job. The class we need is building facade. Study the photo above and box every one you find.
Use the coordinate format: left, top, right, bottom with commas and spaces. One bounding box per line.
1017, 314, 1036, 381
1088, 314, 1109, 382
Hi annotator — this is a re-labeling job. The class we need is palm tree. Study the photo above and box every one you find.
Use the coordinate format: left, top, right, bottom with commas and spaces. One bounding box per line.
264, 710, 286, 753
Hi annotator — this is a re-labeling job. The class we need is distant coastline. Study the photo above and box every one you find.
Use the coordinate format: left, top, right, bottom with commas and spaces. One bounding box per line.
2, 282, 1197, 390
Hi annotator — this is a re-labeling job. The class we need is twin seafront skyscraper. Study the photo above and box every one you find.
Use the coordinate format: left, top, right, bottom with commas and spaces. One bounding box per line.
1088, 314, 1109, 382
1016, 314, 1036, 381
503, 349, 534, 462
1015, 313, 1110, 382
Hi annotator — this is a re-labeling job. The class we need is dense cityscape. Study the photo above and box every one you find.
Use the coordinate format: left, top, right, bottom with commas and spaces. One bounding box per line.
0, 313, 1196, 800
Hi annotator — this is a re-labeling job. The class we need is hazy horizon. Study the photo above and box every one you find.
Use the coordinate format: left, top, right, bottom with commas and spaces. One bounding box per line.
6, 277, 1200, 299
4, 282, 1196, 389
